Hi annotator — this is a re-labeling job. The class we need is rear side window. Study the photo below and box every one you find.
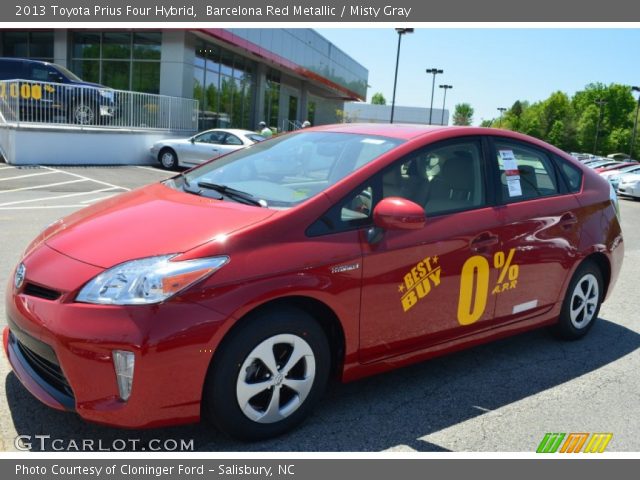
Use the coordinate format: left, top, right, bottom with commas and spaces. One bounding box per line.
557, 157, 583, 193
224, 134, 243, 146
494, 140, 560, 202
0, 60, 23, 80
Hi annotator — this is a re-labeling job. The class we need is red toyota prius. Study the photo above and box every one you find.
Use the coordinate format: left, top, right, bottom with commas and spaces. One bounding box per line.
4, 125, 623, 440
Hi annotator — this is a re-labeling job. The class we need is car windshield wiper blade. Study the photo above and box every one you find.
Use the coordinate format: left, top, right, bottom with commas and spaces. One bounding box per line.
173, 173, 220, 198
197, 181, 265, 207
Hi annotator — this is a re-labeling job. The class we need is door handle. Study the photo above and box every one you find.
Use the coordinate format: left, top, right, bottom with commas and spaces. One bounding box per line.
470, 233, 499, 252
559, 212, 578, 229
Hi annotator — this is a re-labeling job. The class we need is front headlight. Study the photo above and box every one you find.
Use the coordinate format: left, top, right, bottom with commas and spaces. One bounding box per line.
76, 255, 228, 305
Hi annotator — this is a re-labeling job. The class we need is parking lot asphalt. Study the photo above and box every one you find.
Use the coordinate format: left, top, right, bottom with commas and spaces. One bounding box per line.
0, 161, 639, 452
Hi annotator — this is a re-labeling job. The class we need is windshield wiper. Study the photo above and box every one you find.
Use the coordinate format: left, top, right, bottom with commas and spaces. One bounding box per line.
197, 181, 265, 207
173, 173, 222, 198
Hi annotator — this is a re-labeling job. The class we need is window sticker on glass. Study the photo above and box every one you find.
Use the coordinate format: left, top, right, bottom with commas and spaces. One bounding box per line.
499, 150, 519, 175
361, 139, 386, 145
506, 177, 523, 197
499, 149, 523, 197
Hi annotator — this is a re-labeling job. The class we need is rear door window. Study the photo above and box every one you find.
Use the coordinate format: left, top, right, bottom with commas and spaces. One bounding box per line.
493, 140, 560, 202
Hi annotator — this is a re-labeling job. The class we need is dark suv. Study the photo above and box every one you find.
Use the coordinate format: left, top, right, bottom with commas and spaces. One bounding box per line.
0, 58, 116, 125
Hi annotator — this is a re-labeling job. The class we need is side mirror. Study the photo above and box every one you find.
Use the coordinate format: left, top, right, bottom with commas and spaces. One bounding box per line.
190, 137, 195, 143
373, 197, 425, 230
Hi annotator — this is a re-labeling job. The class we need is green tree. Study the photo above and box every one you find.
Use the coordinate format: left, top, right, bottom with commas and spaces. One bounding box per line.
576, 104, 599, 153
453, 103, 474, 126
548, 120, 566, 150
371, 92, 387, 105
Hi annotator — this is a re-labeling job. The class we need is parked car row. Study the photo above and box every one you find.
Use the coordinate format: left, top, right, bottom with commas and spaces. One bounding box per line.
575, 152, 640, 199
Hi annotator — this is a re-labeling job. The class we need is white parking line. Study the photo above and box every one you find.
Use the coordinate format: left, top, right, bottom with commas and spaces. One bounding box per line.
0, 187, 116, 207
136, 165, 167, 174
0, 171, 57, 182
0, 179, 87, 194
0, 166, 15, 171
79, 193, 119, 204
0, 205, 87, 210
41, 166, 131, 191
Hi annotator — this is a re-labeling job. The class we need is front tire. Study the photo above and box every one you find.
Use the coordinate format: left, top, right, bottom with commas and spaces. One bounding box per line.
204, 307, 330, 440
158, 148, 178, 170
553, 260, 603, 340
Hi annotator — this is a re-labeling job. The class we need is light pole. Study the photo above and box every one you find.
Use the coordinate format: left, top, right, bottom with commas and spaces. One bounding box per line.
426, 67, 443, 125
594, 99, 607, 155
629, 86, 640, 158
390, 28, 414, 124
439, 84, 452, 125
497, 107, 507, 127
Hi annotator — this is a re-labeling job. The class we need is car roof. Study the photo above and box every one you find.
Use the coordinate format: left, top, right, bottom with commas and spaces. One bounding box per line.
203, 128, 259, 136
309, 123, 449, 140
0, 57, 52, 66
305, 124, 571, 156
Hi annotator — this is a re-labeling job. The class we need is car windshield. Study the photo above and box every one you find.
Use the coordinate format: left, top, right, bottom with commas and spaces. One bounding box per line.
172, 131, 403, 208
54, 64, 84, 83
246, 133, 266, 143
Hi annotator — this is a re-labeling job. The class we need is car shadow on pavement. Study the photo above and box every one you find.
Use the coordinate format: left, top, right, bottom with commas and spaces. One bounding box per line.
4, 318, 639, 452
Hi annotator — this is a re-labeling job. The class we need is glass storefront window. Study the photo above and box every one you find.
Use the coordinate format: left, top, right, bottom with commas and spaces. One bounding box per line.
72, 32, 100, 59
205, 71, 220, 114
102, 32, 131, 59
70, 59, 100, 83
102, 60, 130, 90
70, 31, 161, 93
2, 31, 53, 61
220, 50, 233, 77
3, 32, 28, 57
193, 66, 205, 105
132, 62, 160, 94
195, 39, 256, 130
29, 32, 54, 59
133, 32, 161, 60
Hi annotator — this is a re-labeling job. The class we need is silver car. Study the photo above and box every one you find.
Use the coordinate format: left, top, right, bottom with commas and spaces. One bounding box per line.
151, 129, 265, 170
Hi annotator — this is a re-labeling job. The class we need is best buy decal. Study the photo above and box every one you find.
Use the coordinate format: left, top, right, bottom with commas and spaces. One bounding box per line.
399, 256, 441, 312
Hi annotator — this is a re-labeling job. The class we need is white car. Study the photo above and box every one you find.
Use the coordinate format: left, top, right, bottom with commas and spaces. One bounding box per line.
617, 173, 640, 199
151, 129, 265, 170
601, 164, 640, 189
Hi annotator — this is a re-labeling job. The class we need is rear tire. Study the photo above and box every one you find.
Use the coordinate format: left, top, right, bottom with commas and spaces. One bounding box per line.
552, 260, 603, 340
203, 307, 330, 440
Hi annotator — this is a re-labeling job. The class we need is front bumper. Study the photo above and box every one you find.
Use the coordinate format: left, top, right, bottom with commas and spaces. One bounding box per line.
617, 185, 639, 197
4, 246, 228, 429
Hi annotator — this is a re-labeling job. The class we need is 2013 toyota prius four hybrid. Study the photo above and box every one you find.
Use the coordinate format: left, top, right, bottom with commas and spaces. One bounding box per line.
4, 124, 623, 440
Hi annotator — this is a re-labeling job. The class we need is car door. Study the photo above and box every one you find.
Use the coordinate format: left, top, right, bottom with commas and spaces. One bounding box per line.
190, 131, 226, 163
486, 137, 582, 323
355, 138, 507, 363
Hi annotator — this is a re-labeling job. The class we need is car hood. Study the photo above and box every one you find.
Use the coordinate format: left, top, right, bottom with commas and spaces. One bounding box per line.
619, 173, 640, 183
42, 182, 275, 268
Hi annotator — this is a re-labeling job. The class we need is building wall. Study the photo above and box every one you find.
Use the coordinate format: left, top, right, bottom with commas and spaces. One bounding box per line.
0, 29, 368, 131
344, 103, 450, 126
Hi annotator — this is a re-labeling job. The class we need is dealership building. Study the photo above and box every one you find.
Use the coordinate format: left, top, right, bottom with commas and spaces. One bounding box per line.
0, 29, 368, 131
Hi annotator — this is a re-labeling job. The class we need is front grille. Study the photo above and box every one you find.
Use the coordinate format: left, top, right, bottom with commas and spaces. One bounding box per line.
15, 338, 74, 398
23, 282, 61, 301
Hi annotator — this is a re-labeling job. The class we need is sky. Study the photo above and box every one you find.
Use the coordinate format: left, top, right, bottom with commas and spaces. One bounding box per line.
316, 28, 640, 125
